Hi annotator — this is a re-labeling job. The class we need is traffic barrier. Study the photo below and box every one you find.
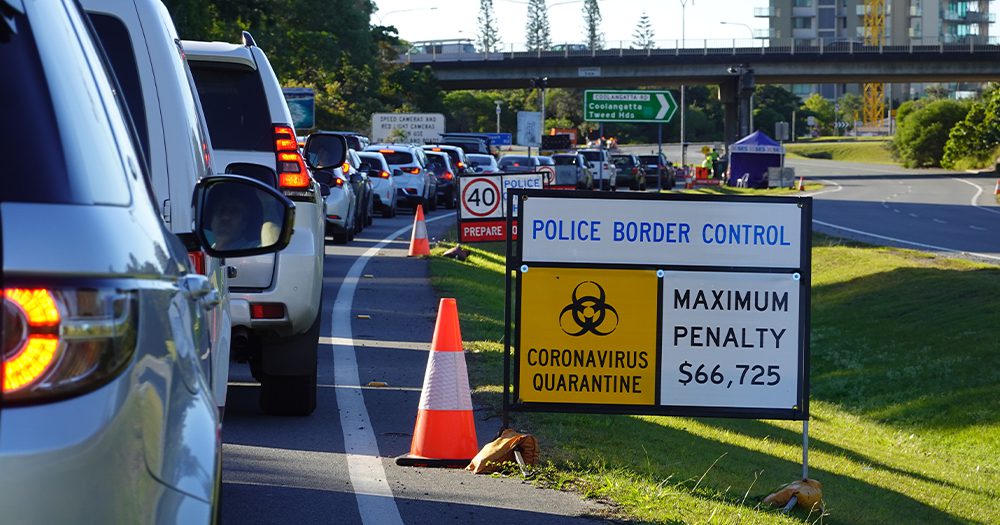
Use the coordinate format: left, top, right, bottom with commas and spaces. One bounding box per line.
408, 204, 430, 256
797, 175, 806, 191
396, 298, 478, 468
994, 178, 999, 195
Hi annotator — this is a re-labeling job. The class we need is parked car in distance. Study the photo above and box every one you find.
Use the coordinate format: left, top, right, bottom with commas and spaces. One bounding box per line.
186, 34, 335, 416
0, 6, 293, 522
83, 0, 236, 413
467, 153, 500, 174
365, 144, 437, 210
611, 153, 648, 190
551, 43, 589, 52
439, 132, 495, 156
498, 155, 541, 173
637, 153, 677, 190
579, 148, 617, 189
550, 153, 595, 189
424, 150, 459, 209
358, 151, 398, 217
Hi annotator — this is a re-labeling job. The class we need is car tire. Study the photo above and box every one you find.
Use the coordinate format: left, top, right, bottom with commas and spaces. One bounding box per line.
258, 311, 320, 417
428, 193, 438, 211
446, 188, 457, 209
333, 231, 348, 244
381, 204, 393, 218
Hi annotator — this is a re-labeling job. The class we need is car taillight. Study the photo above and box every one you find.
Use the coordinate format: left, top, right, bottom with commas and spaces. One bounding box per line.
2, 287, 137, 403
456, 161, 465, 169
404, 167, 420, 174
187, 250, 207, 275
250, 303, 285, 319
379, 170, 390, 179
274, 125, 310, 191
379, 149, 395, 154
443, 172, 454, 180
632, 167, 639, 175
342, 161, 350, 172
334, 177, 344, 187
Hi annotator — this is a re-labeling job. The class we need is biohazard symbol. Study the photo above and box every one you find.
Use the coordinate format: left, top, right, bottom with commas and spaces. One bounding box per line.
559, 281, 618, 336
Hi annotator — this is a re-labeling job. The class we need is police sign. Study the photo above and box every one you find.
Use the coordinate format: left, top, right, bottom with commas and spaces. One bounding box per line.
505, 191, 811, 420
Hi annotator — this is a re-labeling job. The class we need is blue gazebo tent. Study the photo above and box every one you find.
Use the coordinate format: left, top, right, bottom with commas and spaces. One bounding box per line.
726, 131, 784, 188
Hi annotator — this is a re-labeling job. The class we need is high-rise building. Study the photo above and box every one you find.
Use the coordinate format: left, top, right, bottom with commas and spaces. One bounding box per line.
756, 0, 993, 100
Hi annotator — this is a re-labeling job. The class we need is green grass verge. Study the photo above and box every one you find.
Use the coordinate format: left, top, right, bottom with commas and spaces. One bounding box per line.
429, 235, 1000, 524
785, 142, 897, 165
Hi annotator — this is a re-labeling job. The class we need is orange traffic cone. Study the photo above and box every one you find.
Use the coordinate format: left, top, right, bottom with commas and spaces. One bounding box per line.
797, 175, 806, 191
408, 204, 431, 257
396, 298, 479, 468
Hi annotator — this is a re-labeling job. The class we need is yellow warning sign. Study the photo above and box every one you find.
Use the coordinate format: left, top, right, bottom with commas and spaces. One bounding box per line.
518, 267, 658, 405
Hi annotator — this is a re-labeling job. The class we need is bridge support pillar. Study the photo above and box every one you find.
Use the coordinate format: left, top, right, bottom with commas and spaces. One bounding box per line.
720, 79, 740, 148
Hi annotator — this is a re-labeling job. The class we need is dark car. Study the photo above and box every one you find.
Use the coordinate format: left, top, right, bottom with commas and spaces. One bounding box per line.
424, 151, 459, 209
424, 144, 473, 175
439, 132, 495, 156
345, 149, 375, 227
611, 153, 647, 190
498, 155, 541, 173
637, 153, 677, 190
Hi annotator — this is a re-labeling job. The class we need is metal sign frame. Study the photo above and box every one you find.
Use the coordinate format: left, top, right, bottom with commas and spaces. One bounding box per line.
502, 189, 811, 422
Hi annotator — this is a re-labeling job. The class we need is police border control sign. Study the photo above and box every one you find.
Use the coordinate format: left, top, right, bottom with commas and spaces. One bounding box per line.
504, 190, 811, 421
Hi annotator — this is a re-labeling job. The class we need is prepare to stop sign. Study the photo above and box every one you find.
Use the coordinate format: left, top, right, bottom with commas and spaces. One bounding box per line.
458, 173, 544, 243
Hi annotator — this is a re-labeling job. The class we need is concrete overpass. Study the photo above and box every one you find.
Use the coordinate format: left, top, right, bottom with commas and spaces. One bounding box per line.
405, 42, 1000, 145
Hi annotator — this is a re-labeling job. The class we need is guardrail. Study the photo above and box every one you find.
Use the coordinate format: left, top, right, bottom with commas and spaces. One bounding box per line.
400, 36, 1000, 63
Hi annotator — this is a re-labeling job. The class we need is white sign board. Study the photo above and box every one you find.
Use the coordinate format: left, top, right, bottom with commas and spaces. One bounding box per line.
517, 111, 542, 147
459, 174, 544, 220
578, 67, 601, 77
660, 271, 800, 410
520, 197, 803, 268
371, 113, 445, 143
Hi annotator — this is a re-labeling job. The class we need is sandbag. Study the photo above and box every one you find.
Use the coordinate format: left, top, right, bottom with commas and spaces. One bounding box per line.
466, 429, 538, 474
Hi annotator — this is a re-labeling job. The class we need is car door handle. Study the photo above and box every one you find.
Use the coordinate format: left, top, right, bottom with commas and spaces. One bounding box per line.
179, 274, 212, 301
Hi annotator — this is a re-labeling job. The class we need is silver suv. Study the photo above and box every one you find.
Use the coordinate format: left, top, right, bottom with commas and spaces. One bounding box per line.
185, 34, 340, 415
0, 2, 293, 520
365, 143, 438, 210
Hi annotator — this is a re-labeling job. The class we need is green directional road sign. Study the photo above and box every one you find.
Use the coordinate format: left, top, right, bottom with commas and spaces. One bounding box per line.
583, 89, 678, 124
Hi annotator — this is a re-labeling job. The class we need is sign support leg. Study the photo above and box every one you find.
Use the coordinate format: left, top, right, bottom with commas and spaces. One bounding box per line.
802, 419, 810, 479
657, 124, 663, 192
501, 195, 514, 431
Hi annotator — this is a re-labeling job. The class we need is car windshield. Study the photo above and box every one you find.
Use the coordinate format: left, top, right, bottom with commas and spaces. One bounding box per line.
499, 156, 531, 166
379, 151, 414, 165
552, 156, 577, 166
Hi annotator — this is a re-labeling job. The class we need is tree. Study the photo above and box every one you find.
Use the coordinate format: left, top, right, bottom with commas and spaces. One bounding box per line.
476, 0, 502, 53
583, 0, 603, 51
631, 11, 654, 50
525, 0, 551, 51
892, 99, 969, 167
838, 92, 863, 125
942, 85, 1000, 169
800, 93, 835, 134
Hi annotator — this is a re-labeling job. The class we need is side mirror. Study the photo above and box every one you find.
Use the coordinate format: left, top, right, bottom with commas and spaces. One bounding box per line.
303, 133, 348, 170
194, 175, 295, 258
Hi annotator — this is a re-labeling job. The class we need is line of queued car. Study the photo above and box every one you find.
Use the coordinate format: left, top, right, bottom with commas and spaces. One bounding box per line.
0, 0, 366, 521
489, 149, 679, 191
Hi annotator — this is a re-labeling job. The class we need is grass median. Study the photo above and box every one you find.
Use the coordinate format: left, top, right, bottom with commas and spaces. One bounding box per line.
429, 234, 1000, 524
784, 141, 896, 165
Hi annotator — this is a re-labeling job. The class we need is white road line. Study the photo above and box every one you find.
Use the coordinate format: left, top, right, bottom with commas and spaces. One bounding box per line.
933, 218, 947, 224
953, 177, 1000, 215
813, 219, 1000, 262
328, 212, 456, 525
970, 225, 987, 231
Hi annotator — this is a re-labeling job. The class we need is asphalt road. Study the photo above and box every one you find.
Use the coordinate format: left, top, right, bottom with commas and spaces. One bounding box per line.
220, 205, 610, 524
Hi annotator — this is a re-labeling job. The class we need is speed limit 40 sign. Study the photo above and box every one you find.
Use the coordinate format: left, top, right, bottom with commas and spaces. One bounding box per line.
458, 173, 543, 243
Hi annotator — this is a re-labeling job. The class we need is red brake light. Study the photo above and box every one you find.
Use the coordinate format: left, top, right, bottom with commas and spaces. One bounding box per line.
443, 172, 454, 180
457, 161, 465, 168
2, 289, 60, 393
431, 148, 442, 152
273, 125, 297, 152
379, 170, 390, 179
334, 177, 344, 187
187, 250, 207, 275
342, 162, 351, 172
405, 167, 420, 174
251, 303, 285, 319
280, 172, 310, 188
379, 149, 395, 154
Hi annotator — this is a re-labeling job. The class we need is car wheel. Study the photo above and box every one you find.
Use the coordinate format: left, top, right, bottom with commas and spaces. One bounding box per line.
258, 311, 320, 416
446, 188, 457, 209
366, 204, 374, 225
428, 193, 438, 211
333, 230, 348, 244
381, 204, 393, 218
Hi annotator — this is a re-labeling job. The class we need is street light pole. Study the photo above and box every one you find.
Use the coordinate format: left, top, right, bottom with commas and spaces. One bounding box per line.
495, 100, 502, 133
679, 0, 692, 168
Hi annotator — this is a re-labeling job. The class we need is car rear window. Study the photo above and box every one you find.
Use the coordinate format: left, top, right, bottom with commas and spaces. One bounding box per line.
612, 156, 634, 167
425, 156, 448, 174
380, 151, 414, 165
188, 63, 271, 151
358, 157, 381, 171
580, 151, 603, 162
552, 156, 577, 165
500, 156, 531, 166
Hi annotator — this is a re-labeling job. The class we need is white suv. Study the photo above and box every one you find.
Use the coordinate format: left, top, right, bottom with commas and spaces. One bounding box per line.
579, 148, 618, 190
185, 34, 337, 416
82, 0, 234, 414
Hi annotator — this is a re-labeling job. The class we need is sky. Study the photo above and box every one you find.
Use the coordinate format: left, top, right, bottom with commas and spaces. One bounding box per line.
370, 0, 764, 49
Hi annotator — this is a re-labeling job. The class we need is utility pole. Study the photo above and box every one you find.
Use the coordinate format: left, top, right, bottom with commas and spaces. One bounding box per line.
495, 100, 502, 133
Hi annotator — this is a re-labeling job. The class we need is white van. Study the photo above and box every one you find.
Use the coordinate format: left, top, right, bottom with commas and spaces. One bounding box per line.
82, 0, 234, 412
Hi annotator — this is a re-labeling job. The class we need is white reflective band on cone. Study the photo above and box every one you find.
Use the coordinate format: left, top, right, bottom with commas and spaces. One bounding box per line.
417, 351, 472, 411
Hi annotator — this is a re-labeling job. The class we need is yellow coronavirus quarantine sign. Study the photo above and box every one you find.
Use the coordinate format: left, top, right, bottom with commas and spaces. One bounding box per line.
518, 267, 658, 405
